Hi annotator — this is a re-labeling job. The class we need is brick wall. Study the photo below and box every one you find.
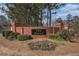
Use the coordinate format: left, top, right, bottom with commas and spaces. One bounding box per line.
10, 22, 63, 39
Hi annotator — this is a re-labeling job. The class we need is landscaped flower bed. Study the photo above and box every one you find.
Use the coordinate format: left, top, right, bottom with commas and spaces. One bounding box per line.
28, 40, 57, 50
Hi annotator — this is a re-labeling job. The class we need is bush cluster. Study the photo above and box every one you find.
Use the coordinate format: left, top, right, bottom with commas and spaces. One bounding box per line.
49, 33, 64, 41
17, 35, 33, 41
2, 30, 13, 38
28, 40, 57, 50
2, 30, 33, 41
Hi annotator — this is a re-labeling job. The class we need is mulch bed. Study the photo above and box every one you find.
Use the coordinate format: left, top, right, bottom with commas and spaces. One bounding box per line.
0, 34, 79, 56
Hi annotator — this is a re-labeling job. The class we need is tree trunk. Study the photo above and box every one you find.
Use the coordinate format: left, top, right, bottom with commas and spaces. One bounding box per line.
41, 10, 42, 26
47, 10, 49, 26
49, 10, 51, 27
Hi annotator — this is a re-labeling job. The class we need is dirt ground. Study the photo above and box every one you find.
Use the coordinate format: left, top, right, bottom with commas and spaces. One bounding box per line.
0, 34, 79, 56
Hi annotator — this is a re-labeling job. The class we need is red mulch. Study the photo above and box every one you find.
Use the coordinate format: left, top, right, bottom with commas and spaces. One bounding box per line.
0, 34, 79, 56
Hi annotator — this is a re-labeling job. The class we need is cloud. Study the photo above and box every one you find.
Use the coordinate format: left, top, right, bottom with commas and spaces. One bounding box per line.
52, 4, 79, 20
58, 4, 79, 15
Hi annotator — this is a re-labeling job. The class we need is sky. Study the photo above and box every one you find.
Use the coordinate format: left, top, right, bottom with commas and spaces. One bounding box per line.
1, 3, 79, 20
0, 3, 8, 19
52, 3, 79, 20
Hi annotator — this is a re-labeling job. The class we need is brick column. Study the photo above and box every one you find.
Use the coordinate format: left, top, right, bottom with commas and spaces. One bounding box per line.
11, 22, 16, 32
22, 27, 24, 34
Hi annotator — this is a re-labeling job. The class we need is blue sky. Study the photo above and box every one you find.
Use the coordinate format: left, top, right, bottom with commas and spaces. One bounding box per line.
1, 3, 79, 20
52, 3, 79, 20
0, 3, 7, 18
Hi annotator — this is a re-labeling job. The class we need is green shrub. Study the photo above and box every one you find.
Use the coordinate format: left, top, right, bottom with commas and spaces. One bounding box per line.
2, 30, 13, 38
2, 30, 20, 40
14, 32, 20, 39
7, 32, 20, 40
17, 35, 33, 41
2, 30, 6, 37
49, 33, 64, 41
9, 32, 20, 39
27, 35, 33, 39
2, 30, 33, 41
7, 36, 15, 41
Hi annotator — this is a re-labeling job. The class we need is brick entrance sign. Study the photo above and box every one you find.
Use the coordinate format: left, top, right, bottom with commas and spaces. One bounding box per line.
10, 22, 63, 39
